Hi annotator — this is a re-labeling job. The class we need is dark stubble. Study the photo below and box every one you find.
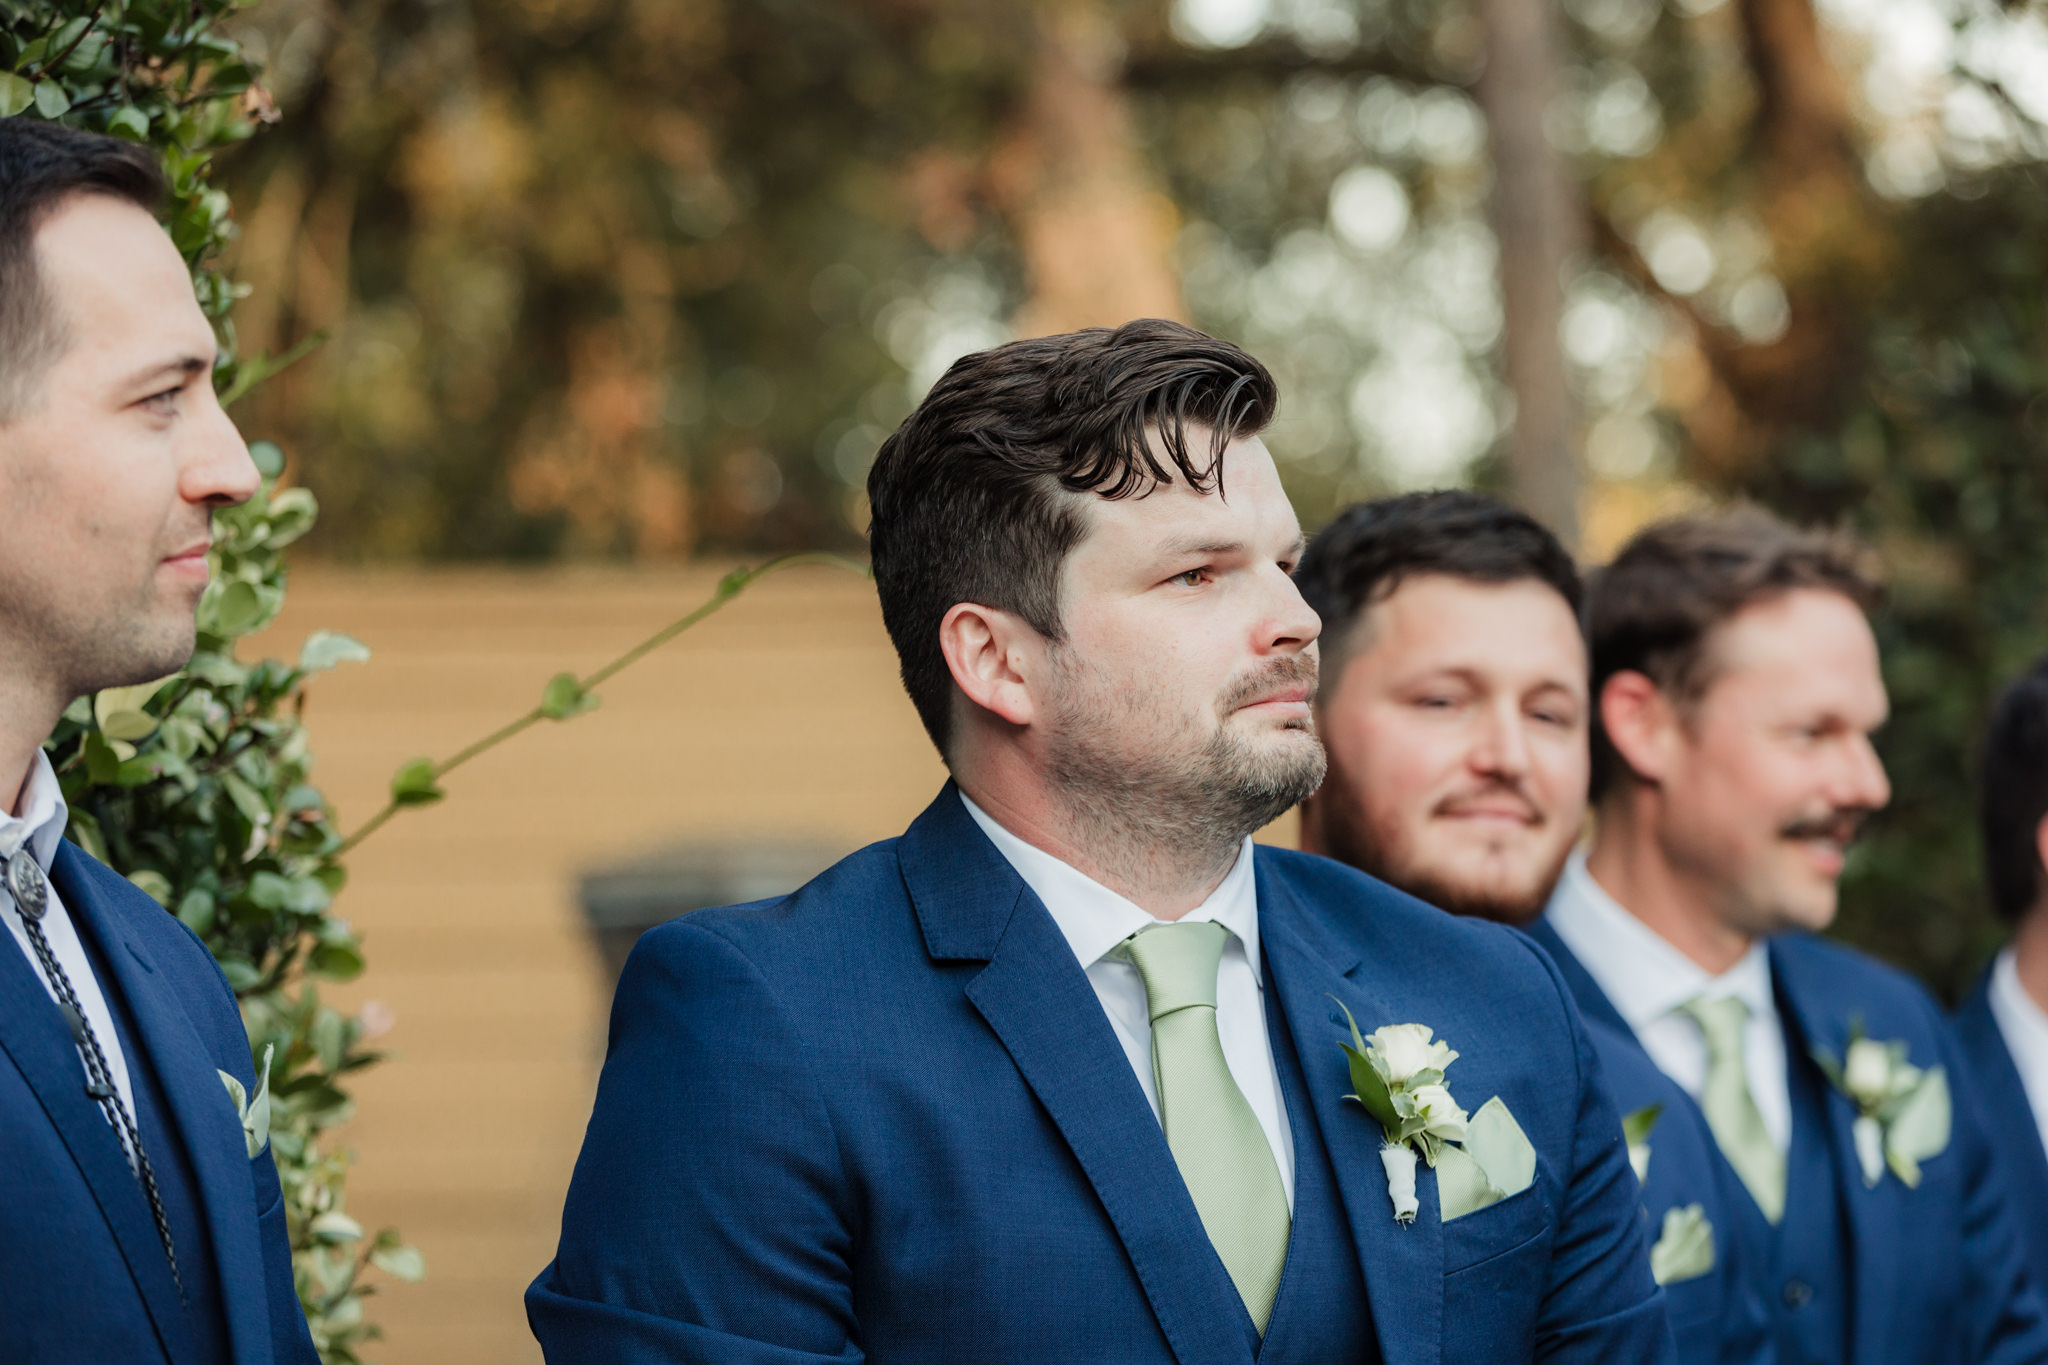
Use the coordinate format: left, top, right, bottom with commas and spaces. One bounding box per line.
1043, 650, 1328, 887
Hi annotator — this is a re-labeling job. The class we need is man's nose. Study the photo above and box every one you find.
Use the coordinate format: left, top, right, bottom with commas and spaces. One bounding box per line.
1839, 733, 1892, 812
1473, 700, 1533, 778
1262, 565, 1321, 654
181, 388, 261, 509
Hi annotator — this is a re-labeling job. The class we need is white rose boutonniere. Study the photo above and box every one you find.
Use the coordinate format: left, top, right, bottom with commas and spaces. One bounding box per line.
1812, 1027, 1951, 1189
1334, 1002, 1536, 1223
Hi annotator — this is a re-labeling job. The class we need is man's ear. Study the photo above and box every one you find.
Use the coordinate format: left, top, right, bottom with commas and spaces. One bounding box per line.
1600, 670, 1679, 787
938, 602, 1039, 730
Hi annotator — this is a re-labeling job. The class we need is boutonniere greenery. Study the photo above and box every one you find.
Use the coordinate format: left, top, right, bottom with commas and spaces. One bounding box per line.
1623, 1102, 1662, 1184
1811, 1027, 1951, 1189
1334, 1003, 1536, 1224
218, 1043, 274, 1160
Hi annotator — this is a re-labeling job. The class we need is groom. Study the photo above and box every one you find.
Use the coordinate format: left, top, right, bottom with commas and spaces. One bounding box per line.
529, 320, 1672, 1363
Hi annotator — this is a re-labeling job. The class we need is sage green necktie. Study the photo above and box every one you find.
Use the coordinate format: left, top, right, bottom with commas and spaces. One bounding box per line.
1116, 920, 1291, 1333
1680, 994, 1786, 1224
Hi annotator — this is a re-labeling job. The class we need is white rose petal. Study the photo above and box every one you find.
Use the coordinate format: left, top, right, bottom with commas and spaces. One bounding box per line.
1844, 1038, 1893, 1106
1369, 1023, 1456, 1085
1381, 1143, 1420, 1222
1410, 1084, 1470, 1142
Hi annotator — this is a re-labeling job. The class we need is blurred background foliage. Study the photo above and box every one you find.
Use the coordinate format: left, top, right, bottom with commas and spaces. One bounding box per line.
209, 0, 2048, 988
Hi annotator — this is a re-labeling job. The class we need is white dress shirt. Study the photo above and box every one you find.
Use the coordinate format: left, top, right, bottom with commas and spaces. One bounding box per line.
1545, 850, 1792, 1154
1988, 945, 2048, 1159
961, 792, 1296, 1207
1, 749, 138, 1147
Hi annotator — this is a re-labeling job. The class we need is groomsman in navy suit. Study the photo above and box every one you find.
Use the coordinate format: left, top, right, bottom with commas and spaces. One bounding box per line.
0, 122, 318, 1363
1522, 509, 2048, 1365
530, 320, 1675, 1363
1956, 655, 2048, 1297
1294, 490, 1769, 1365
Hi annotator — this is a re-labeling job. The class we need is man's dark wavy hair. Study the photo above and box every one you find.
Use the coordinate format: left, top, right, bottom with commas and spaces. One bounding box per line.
0, 118, 166, 421
1981, 653, 2048, 926
866, 318, 1277, 756
1294, 490, 1582, 676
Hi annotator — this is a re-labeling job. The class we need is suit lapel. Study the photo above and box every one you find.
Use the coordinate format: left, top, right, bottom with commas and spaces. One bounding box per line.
902, 788, 1255, 1365
1768, 941, 1896, 1365
1525, 920, 1633, 1037
1955, 975, 2048, 1292
1259, 862, 1441, 1365
0, 857, 195, 1365
55, 846, 271, 1365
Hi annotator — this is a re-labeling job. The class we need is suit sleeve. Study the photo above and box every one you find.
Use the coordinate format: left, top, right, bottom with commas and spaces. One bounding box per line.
1516, 939, 1679, 1364
1939, 1011, 2048, 1365
527, 918, 863, 1365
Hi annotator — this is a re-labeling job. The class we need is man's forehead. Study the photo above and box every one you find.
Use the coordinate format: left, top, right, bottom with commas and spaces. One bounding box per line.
1349, 574, 1583, 669
35, 194, 210, 352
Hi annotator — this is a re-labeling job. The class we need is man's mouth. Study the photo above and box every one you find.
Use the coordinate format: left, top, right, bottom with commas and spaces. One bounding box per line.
162, 540, 212, 575
1779, 810, 1868, 873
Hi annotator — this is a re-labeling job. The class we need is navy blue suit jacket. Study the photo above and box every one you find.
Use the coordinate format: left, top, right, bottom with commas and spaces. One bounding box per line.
1532, 919, 2048, 1365
1579, 1017, 1773, 1365
529, 787, 1673, 1364
1954, 968, 2048, 1305
0, 842, 316, 1365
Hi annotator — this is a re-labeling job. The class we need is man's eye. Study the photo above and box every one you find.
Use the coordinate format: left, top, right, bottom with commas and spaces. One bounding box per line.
1173, 568, 1208, 588
141, 387, 182, 415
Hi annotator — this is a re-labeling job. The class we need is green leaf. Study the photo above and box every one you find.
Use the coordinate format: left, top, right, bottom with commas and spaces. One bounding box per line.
201, 580, 266, 637
539, 671, 599, 720
309, 1210, 364, 1243
105, 106, 149, 140
127, 870, 173, 907
370, 1243, 427, 1283
0, 72, 32, 118
31, 79, 67, 118
175, 888, 217, 936
1622, 1102, 1664, 1149
299, 630, 371, 673
248, 440, 286, 478
82, 732, 124, 784
389, 758, 445, 807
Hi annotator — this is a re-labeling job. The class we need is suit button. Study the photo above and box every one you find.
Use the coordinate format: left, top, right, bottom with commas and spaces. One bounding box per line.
1782, 1279, 1814, 1309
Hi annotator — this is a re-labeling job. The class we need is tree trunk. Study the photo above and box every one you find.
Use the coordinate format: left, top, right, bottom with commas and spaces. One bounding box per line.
1474, 0, 1585, 548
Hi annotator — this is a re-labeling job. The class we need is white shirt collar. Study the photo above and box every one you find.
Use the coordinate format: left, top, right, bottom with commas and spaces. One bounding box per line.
1546, 849, 1774, 1030
0, 749, 69, 871
958, 790, 1262, 979
1989, 945, 2048, 1132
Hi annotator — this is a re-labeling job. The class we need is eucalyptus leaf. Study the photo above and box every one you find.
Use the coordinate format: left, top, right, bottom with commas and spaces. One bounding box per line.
0, 71, 31, 117
299, 630, 371, 673
389, 758, 444, 806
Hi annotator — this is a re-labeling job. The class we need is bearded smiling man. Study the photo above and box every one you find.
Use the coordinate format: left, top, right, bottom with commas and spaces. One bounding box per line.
529, 321, 1673, 1364
1523, 509, 2048, 1365
1294, 491, 1768, 1365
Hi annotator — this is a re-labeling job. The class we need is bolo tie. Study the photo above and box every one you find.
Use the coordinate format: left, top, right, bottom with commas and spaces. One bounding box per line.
2, 849, 182, 1292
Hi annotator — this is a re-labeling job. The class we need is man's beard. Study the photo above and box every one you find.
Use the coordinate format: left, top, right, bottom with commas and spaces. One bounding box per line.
1041, 651, 1328, 880
1314, 775, 1568, 926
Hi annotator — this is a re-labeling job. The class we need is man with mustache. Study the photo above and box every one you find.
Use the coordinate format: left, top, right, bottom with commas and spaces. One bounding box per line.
1524, 509, 2048, 1365
0, 121, 316, 1362
530, 321, 1673, 1364
1294, 490, 1767, 1365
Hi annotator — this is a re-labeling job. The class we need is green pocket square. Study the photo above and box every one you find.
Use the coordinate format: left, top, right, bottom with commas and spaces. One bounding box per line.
1440, 1097, 1537, 1221
1649, 1203, 1715, 1285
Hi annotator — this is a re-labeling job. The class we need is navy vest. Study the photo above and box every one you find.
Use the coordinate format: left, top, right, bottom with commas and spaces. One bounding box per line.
1721, 984, 1851, 1365
75, 907, 234, 1365
1256, 962, 1381, 1365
